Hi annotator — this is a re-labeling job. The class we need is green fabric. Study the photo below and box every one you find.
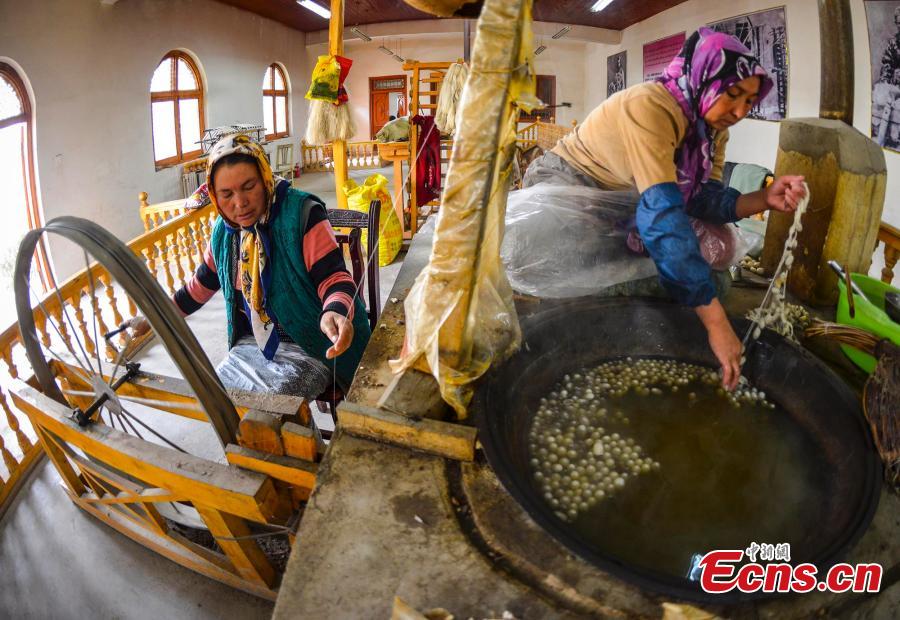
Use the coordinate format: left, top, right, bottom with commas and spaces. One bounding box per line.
727, 163, 770, 194
375, 116, 410, 142
212, 188, 371, 390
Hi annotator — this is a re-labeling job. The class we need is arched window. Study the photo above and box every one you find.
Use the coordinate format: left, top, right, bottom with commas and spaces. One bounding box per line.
150, 51, 204, 167
262, 64, 289, 140
0, 62, 47, 303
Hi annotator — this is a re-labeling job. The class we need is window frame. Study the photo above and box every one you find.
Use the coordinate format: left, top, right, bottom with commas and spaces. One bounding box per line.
1, 61, 49, 290
263, 63, 290, 141
150, 51, 205, 168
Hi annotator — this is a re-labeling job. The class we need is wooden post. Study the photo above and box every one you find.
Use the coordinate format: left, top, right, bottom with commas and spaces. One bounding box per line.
818, 0, 854, 124
330, 0, 349, 209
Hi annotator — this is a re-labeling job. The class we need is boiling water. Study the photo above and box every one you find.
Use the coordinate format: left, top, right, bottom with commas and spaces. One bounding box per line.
527, 359, 829, 579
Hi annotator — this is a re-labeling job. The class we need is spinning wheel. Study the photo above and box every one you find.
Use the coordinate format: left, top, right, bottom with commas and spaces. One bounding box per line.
10, 215, 314, 598
14, 216, 240, 454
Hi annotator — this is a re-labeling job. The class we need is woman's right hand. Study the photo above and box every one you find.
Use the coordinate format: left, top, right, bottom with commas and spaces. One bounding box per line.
129, 316, 151, 338
694, 298, 742, 391
706, 320, 742, 391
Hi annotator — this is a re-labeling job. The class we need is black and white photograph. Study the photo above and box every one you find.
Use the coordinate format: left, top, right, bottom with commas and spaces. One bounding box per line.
708, 7, 788, 121
607, 51, 627, 97
866, 1, 900, 151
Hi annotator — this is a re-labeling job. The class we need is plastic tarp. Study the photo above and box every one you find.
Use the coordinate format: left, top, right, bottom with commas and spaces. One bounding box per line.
501, 183, 658, 297
216, 336, 330, 399
391, 0, 540, 417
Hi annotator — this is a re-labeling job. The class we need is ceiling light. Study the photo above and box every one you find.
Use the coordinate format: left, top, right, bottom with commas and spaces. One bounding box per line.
378, 45, 394, 55
551, 26, 571, 39
393, 54, 406, 63
350, 26, 372, 42
297, 0, 330, 19
590, 0, 614, 12
534, 45, 547, 55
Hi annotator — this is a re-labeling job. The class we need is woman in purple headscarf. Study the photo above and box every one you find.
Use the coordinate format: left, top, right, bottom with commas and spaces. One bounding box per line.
520, 28, 806, 390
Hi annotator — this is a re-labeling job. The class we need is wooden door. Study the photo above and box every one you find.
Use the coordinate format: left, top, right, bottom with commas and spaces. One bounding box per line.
369, 75, 408, 139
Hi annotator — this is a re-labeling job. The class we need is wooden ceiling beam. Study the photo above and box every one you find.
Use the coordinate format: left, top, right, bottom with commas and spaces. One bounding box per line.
305, 18, 621, 47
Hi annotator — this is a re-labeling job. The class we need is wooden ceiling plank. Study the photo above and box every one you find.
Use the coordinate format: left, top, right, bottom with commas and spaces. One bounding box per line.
212, 0, 688, 33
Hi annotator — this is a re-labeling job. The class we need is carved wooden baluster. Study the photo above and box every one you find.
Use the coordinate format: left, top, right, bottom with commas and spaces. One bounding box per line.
154, 239, 175, 295
85, 274, 115, 361
125, 292, 138, 321
100, 273, 126, 344
142, 246, 157, 282
1, 387, 32, 454
51, 306, 73, 354
71, 292, 98, 360
203, 212, 215, 244
883, 244, 898, 285
170, 232, 187, 288
0, 347, 18, 381
139, 192, 151, 231
33, 309, 52, 348
181, 225, 198, 274
0, 432, 18, 476
190, 219, 206, 266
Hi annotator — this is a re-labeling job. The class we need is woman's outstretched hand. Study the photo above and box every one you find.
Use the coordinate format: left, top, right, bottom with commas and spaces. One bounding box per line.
321, 311, 354, 359
694, 298, 742, 391
765, 175, 806, 213
706, 321, 742, 391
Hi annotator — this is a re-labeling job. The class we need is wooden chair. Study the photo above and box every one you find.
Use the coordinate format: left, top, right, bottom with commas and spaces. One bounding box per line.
273, 143, 295, 181
315, 201, 382, 424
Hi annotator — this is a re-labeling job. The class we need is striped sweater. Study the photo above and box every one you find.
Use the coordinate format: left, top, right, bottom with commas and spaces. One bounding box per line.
173, 202, 356, 320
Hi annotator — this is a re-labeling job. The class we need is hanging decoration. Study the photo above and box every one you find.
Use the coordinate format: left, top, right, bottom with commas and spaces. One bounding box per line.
434, 61, 469, 134
305, 54, 356, 145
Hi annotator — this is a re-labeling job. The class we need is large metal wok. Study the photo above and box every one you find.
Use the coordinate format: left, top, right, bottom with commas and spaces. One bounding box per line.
472, 298, 881, 603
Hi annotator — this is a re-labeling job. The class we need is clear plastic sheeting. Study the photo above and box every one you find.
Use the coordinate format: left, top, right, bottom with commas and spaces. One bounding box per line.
391, 0, 536, 417
216, 337, 330, 399
502, 183, 658, 298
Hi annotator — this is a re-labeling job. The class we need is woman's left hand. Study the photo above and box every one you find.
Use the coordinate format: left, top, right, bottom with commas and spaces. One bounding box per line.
765, 175, 806, 213
321, 311, 354, 359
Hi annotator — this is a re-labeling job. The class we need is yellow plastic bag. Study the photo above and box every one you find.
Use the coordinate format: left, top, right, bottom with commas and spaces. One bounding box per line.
343, 174, 403, 267
305, 55, 341, 103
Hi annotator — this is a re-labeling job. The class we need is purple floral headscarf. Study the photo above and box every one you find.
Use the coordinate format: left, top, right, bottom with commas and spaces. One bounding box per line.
658, 27, 773, 202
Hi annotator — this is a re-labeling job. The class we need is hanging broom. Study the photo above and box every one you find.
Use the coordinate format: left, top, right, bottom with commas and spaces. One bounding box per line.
305, 99, 357, 146
305, 54, 357, 146
805, 319, 900, 488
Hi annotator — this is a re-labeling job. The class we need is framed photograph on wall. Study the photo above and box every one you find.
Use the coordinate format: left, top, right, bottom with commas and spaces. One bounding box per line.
708, 7, 788, 121
607, 51, 627, 97
642, 33, 686, 82
865, 1, 900, 151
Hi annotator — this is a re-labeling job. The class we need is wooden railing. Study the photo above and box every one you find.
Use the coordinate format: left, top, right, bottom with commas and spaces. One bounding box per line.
0, 204, 218, 517
300, 140, 382, 172
139, 192, 190, 231
877, 221, 900, 285
516, 119, 577, 151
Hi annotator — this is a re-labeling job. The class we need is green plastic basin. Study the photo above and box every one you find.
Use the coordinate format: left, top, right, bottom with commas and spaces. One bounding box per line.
835, 274, 900, 373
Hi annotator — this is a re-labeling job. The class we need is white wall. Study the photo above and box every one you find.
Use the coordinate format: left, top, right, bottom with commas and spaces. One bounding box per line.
308, 34, 588, 138
0, 0, 309, 278
581, 0, 899, 233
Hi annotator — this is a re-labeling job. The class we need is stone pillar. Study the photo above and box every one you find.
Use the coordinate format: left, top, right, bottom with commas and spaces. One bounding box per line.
761, 118, 886, 305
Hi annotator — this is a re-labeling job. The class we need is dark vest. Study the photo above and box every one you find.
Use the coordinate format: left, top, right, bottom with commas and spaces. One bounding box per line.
211, 188, 371, 389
